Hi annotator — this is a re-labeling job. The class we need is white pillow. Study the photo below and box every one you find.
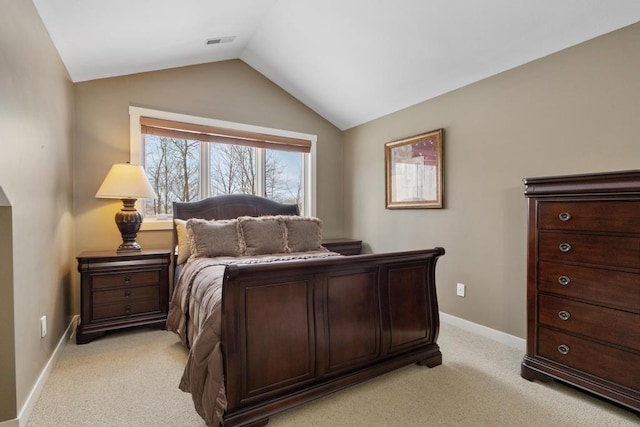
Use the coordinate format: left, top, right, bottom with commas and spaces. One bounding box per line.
174, 219, 191, 264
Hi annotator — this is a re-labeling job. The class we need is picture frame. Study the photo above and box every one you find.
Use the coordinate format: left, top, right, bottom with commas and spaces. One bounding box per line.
385, 128, 444, 209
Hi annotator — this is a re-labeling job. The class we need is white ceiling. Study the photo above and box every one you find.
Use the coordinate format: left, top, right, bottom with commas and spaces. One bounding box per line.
33, 0, 640, 130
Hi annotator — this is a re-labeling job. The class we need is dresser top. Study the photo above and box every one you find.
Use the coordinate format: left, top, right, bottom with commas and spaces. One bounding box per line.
523, 170, 640, 197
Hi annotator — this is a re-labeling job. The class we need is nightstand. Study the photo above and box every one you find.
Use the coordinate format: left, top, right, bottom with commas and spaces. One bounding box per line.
76, 249, 171, 344
322, 239, 362, 255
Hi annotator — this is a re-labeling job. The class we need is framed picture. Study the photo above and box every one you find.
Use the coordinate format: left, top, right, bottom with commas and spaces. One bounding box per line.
385, 129, 444, 209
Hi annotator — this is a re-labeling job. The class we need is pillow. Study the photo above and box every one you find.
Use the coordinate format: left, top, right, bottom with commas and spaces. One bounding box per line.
285, 216, 324, 253
186, 218, 244, 258
238, 216, 287, 256
174, 219, 192, 264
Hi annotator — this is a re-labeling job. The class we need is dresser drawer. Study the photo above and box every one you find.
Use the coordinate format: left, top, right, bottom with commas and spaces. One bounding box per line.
93, 298, 160, 320
538, 261, 640, 312
539, 231, 640, 269
93, 285, 160, 306
537, 327, 640, 390
538, 201, 640, 233
92, 270, 161, 290
538, 294, 640, 351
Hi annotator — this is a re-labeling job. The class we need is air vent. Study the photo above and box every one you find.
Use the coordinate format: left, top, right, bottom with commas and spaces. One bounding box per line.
206, 36, 236, 45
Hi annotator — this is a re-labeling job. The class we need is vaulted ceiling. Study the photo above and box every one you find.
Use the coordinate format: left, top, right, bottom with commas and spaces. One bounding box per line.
33, 0, 640, 130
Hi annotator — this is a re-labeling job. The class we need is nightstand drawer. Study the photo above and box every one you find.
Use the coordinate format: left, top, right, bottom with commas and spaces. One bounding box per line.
93, 298, 160, 320
538, 231, 640, 269
537, 327, 640, 390
538, 201, 640, 233
93, 285, 159, 306
538, 294, 640, 351
92, 270, 160, 290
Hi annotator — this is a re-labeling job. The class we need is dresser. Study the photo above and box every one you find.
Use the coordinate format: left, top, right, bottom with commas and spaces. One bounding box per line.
521, 170, 640, 412
76, 249, 171, 344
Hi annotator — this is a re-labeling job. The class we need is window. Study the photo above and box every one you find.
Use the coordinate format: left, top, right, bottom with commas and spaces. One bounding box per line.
129, 107, 316, 228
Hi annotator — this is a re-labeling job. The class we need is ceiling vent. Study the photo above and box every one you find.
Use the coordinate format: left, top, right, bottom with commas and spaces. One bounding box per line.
206, 36, 236, 45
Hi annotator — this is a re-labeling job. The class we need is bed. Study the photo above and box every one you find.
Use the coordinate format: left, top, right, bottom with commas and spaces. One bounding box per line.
167, 194, 445, 426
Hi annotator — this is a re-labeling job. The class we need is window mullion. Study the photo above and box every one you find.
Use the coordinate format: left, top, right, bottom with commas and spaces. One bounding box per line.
256, 148, 265, 197
201, 142, 210, 198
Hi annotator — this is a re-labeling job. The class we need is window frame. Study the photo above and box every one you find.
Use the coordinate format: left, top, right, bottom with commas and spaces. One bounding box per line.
129, 106, 317, 231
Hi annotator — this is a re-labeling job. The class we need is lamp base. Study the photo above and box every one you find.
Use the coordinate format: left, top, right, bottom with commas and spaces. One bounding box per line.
117, 241, 142, 253
115, 198, 143, 252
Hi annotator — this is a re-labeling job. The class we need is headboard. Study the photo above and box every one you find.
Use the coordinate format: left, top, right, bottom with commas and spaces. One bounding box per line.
172, 194, 300, 256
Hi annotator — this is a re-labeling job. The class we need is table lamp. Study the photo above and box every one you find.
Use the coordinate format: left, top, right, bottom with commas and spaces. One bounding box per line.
95, 163, 157, 252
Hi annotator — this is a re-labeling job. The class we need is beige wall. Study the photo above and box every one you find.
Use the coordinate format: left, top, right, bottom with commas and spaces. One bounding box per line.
343, 23, 640, 338
0, 0, 74, 421
73, 60, 344, 311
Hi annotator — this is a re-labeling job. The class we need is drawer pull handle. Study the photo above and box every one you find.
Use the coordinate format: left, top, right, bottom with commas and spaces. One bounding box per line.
558, 310, 571, 321
559, 243, 572, 253
124, 291, 131, 298
558, 212, 572, 221
124, 305, 131, 315
558, 344, 570, 355
558, 275, 571, 286
124, 276, 131, 284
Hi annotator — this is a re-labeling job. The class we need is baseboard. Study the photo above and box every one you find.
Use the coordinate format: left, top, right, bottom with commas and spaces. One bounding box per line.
0, 416, 18, 427
12, 315, 79, 427
440, 312, 526, 352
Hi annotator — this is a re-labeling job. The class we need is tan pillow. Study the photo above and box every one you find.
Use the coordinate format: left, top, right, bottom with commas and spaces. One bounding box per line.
285, 216, 324, 252
238, 216, 287, 256
174, 219, 192, 264
186, 218, 244, 258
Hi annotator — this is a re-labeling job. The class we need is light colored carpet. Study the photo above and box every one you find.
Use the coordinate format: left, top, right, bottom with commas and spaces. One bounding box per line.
28, 321, 638, 426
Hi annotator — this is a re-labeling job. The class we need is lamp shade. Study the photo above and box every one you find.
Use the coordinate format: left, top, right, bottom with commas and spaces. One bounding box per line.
95, 163, 156, 199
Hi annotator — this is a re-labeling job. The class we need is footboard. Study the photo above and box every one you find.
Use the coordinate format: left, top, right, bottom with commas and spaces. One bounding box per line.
221, 248, 445, 426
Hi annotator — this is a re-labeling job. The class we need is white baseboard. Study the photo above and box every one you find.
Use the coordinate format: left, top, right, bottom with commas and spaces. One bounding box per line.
0, 416, 18, 427
440, 312, 526, 352
9, 315, 79, 427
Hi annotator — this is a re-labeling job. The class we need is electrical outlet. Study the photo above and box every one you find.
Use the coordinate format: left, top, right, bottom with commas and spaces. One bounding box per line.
40, 315, 47, 338
456, 283, 466, 297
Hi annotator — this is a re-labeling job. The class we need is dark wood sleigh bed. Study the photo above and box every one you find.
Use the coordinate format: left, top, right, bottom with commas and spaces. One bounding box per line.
169, 194, 445, 426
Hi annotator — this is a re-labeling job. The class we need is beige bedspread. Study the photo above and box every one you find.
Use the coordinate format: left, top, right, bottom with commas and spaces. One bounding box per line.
167, 251, 340, 426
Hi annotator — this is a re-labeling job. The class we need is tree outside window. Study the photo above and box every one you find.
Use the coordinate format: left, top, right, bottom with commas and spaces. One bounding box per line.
143, 135, 303, 216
